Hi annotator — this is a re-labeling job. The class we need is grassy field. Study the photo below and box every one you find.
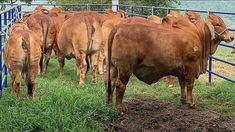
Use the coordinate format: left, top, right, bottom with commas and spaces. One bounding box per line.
0, 48, 234, 131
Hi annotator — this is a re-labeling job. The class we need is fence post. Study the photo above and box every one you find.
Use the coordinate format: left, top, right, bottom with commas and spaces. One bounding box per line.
131, 6, 134, 16
141, 7, 144, 15
151, 6, 154, 15
208, 55, 212, 84
0, 14, 2, 97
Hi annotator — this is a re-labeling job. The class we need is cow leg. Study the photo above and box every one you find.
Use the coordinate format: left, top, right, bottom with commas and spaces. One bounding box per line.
98, 50, 105, 75
165, 76, 174, 88
178, 77, 186, 104
105, 64, 118, 106
186, 79, 195, 108
53, 44, 64, 75
11, 71, 21, 96
43, 48, 52, 74
77, 52, 87, 86
27, 75, 35, 97
91, 52, 99, 84
58, 57, 65, 76
115, 71, 131, 115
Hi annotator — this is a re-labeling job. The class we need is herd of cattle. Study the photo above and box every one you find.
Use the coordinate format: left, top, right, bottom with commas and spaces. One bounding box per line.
3, 5, 234, 115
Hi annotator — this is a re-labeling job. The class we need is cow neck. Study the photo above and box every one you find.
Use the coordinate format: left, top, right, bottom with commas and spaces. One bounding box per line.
194, 20, 210, 75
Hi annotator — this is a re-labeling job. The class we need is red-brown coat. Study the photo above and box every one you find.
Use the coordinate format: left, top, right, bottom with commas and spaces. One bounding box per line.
25, 12, 56, 74
3, 21, 41, 97
106, 13, 233, 115
57, 14, 103, 85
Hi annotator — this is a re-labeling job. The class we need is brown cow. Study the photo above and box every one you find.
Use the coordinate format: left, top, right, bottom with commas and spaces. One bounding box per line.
98, 17, 125, 74
25, 12, 56, 74
3, 21, 41, 97
106, 13, 233, 115
57, 13, 103, 85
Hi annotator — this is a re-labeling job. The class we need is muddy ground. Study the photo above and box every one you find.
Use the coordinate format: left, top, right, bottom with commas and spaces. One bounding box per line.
104, 97, 235, 132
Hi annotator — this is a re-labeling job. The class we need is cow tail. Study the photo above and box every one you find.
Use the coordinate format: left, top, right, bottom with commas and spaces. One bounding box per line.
107, 26, 118, 98
41, 21, 48, 73
20, 37, 30, 76
86, 23, 96, 74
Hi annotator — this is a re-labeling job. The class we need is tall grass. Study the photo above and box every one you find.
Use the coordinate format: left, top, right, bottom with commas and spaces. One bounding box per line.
0, 56, 115, 131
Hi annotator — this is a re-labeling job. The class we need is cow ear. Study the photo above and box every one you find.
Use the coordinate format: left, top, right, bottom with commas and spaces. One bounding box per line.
205, 20, 215, 40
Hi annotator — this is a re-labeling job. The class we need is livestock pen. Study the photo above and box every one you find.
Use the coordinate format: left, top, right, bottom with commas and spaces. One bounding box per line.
0, 3, 234, 131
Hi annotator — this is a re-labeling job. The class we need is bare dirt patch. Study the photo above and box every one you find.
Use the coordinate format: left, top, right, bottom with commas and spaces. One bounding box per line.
104, 97, 235, 132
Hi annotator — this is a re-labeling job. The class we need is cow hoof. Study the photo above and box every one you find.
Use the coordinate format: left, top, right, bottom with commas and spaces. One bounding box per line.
188, 103, 196, 109
79, 82, 85, 86
117, 111, 124, 116
99, 71, 104, 75
168, 84, 174, 88
180, 99, 187, 104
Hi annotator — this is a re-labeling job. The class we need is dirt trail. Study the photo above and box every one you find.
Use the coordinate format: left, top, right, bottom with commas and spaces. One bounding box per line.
104, 97, 235, 132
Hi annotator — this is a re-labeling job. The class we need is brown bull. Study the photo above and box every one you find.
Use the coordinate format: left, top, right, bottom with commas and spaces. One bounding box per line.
57, 14, 103, 85
25, 12, 56, 74
3, 21, 41, 97
106, 13, 233, 115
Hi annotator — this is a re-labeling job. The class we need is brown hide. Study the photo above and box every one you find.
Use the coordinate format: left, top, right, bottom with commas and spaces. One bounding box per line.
106, 14, 233, 114
98, 17, 124, 74
232, 42, 235, 54
26, 12, 56, 74
57, 14, 102, 85
4, 22, 41, 97
185, 11, 201, 23
147, 15, 162, 24
33, 5, 49, 14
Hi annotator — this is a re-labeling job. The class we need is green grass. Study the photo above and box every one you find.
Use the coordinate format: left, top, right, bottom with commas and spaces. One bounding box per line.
0, 54, 234, 131
0, 56, 115, 131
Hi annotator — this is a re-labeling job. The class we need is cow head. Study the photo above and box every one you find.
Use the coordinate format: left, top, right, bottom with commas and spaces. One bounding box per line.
205, 13, 234, 54
33, 5, 49, 14
206, 13, 234, 43
185, 11, 201, 23
9, 20, 29, 35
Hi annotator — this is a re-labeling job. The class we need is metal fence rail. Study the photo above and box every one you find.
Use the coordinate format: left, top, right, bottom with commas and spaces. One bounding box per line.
0, 5, 22, 97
